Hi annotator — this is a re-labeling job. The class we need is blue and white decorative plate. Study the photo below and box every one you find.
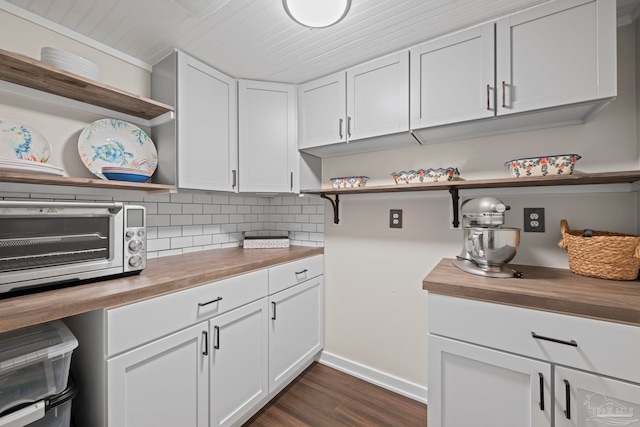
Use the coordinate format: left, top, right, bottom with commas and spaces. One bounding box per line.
0, 119, 52, 163
78, 119, 158, 180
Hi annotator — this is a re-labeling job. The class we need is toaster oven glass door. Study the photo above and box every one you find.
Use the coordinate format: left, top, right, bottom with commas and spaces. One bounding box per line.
0, 216, 111, 273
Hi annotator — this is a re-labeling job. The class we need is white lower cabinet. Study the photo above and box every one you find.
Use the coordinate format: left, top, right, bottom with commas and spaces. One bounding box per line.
429, 335, 551, 427
428, 294, 640, 427
66, 255, 323, 427
268, 276, 323, 393
107, 322, 210, 427
554, 367, 640, 427
209, 299, 269, 427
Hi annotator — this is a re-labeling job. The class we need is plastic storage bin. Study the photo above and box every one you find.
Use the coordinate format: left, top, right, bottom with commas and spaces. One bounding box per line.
0, 321, 78, 415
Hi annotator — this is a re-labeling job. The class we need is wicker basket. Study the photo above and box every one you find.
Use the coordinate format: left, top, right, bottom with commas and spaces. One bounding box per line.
558, 219, 640, 280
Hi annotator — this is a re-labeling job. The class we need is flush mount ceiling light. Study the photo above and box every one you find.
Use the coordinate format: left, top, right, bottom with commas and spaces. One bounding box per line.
283, 0, 352, 29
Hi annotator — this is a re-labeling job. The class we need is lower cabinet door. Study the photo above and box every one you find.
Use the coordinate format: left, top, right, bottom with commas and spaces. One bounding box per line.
210, 299, 269, 427
269, 277, 323, 392
107, 322, 209, 427
428, 335, 551, 427
555, 366, 640, 427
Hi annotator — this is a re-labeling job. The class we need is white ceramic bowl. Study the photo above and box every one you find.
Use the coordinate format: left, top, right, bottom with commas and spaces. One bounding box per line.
41, 47, 101, 81
505, 154, 581, 178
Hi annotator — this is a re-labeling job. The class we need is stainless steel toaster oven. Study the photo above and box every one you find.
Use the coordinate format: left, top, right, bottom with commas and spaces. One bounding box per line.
0, 200, 146, 294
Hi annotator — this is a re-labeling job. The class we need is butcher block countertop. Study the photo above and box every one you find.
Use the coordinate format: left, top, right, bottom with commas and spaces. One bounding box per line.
423, 258, 640, 326
0, 246, 323, 333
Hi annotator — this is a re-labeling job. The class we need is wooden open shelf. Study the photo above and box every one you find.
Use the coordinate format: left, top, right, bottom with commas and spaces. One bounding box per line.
0, 48, 173, 120
303, 170, 640, 226
303, 170, 640, 196
0, 171, 174, 193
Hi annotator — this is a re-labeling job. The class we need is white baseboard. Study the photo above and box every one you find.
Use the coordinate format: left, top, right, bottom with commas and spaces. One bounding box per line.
318, 351, 428, 404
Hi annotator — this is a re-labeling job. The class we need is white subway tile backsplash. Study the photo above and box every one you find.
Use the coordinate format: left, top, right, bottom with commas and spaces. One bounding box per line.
171, 193, 193, 204
148, 238, 171, 251
171, 236, 193, 248
229, 195, 245, 205
158, 203, 181, 214
183, 204, 203, 214
221, 205, 237, 214
158, 226, 182, 238
171, 215, 193, 226
193, 214, 213, 225
193, 193, 213, 204
182, 225, 203, 236
194, 235, 213, 246
203, 224, 222, 235
295, 214, 310, 223
148, 215, 171, 227
203, 204, 222, 214
302, 205, 316, 215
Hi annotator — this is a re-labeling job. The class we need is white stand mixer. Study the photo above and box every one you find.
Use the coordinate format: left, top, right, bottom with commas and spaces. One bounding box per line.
452, 196, 522, 278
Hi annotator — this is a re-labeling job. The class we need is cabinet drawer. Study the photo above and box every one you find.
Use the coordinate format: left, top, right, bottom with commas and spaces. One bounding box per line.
428, 294, 640, 384
268, 255, 323, 294
107, 269, 268, 356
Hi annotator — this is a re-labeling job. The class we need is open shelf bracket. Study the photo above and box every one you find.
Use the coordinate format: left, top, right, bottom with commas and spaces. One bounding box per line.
449, 187, 460, 228
320, 193, 340, 224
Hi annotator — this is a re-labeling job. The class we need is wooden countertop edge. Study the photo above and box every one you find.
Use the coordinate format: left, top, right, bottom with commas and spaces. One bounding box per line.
0, 246, 324, 333
423, 258, 640, 326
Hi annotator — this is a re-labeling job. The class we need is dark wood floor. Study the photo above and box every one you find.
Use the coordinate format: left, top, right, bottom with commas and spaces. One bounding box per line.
244, 362, 427, 427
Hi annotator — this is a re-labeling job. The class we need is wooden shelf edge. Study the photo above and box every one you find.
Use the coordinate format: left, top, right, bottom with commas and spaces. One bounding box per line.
0, 171, 175, 193
0, 48, 174, 120
302, 170, 640, 196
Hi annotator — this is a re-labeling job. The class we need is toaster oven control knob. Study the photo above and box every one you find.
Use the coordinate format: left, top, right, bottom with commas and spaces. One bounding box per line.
129, 255, 143, 268
129, 239, 143, 252
137, 230, 145, 237
126, 230, 135, 239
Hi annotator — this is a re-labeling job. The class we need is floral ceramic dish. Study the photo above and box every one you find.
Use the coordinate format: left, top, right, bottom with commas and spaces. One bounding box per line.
330, 176, 369, 188
505, 154, 581, 178
391, 167, 459, 184
78, 119, 157, 180
0, 119, 51, 163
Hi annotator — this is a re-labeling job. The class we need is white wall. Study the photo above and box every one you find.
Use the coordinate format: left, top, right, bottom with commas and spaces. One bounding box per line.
321, 25, 638, 400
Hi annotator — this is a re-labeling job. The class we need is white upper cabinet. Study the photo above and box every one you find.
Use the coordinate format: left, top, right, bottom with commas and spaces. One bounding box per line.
346, 52, 410, 141
410, 23, 495, 129
238, 80, 298, 193
411, 0, 616, 143
298, 51, 413, 157
151, 51, 238, 192
298, 72, 346, 149
496, 0, 616, 116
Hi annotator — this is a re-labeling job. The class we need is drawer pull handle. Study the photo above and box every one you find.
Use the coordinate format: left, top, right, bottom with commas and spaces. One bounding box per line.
202, 331, 209, 356
214, 326, 220, 350
486, 84, 491, 110
198, 297, 223, 307
564, 379, 571, 419
538, 372, 544, 411
531, 332, 577, 347
272, 301, 277, 320
295, 269, 308, 275
502, 80, 506, 108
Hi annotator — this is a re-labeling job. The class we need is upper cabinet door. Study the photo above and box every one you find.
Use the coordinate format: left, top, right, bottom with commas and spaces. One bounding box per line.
496, 0, 616, 116
298, 71, 346, 149
346, 51, 409, 141
179, 54, 238, 192
410, 23, 495, 129
238, 80, 298, 193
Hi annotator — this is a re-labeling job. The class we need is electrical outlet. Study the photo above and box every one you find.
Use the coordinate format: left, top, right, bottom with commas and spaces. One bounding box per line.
524, 208, 545, 232
390, 209, 402, 228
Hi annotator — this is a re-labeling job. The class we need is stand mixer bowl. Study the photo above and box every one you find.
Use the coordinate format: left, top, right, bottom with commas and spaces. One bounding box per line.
463, 227, 520, 268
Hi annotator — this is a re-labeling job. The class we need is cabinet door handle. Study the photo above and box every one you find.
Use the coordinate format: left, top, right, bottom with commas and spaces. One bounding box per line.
272, 301, 277, 320
564, 379, 571, 419
202, 331, 209, 356
501, 81, 506, 108
232, 170, 237, 188
214, 325, 220, 350
198, 296, 223, 307
339, 118, 344, 139
486, 84, 491, 110
295, 269, 308, 275
531, 332, 578, 347
538, 372, 545, 411
290, 171, 294, 191
347, 116, 352, 138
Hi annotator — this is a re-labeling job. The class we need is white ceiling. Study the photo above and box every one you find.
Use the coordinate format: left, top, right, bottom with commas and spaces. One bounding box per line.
2, 0, 640, 84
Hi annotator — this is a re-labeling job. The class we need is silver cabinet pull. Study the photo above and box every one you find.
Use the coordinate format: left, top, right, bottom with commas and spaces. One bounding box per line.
198, 297, 222, 307
347, 116, 352, 138
214, 326, 220, 350
202, 331, 209, 356
339, 118, 343, 139
232, 170, 237, 188
271, 301, 277, 320
531, 332, 577, 347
